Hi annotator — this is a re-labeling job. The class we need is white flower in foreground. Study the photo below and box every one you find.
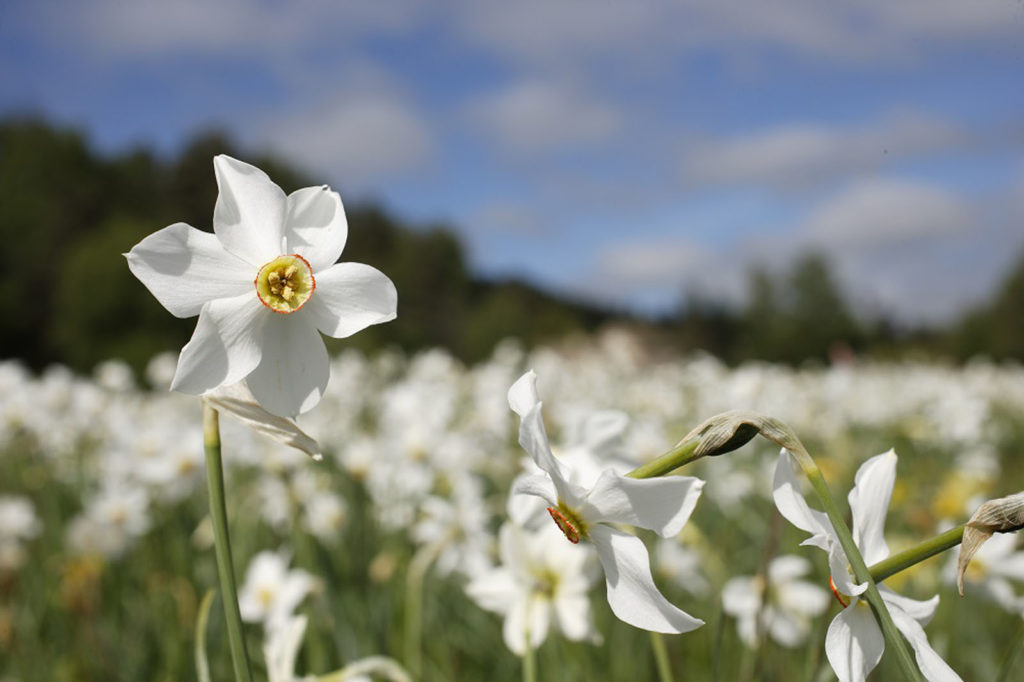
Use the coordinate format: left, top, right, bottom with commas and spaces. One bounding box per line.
239, 550, 316, 631
773, 449, 962, 681
126, 155, 397, 417
507, 370, 704, 634
721, 554, 829, 649
466, 522, 599, 655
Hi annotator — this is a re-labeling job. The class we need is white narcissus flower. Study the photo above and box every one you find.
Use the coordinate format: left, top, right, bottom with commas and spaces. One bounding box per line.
721, 554, 830, 649
507, 370, 705, 634
238, 550, 316, 631
126, 155, 397, 417
466, 522, 599, 655
773, 449, 962, 682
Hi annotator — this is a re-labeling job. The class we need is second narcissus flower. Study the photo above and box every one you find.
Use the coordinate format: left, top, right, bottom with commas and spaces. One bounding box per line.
126, 155, 397, 417
508, 370, 705, 635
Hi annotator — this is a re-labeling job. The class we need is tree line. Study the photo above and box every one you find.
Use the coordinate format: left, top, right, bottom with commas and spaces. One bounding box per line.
1, 117, 1021, 375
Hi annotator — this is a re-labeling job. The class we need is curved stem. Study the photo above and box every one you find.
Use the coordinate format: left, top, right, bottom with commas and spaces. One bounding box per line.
627, 438, 701, 479
404, 536, 448, 678
203, 401, 254, 682
869, 525, 965, 583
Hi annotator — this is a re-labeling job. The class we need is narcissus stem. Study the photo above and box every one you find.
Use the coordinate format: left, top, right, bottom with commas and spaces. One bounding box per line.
650, 632, 674, 682
868, 525, 965, 583
626, 437, 701, 479
203, 401, 254, 682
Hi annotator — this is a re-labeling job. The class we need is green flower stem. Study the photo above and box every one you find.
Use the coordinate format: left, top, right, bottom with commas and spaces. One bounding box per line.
868, 525, 965, 583
522, 639, 537, 682
404, 536, 448, 678
626, 438, 701, 479
788, 448, 924, 682
203, 401, 254, 682
650, 632, 674, 682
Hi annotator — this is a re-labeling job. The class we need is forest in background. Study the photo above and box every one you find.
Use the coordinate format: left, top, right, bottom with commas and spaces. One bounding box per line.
2, 116, 1023, 376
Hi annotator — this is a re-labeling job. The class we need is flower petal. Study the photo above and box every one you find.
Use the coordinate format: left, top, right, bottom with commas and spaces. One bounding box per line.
880, 587, 938, 625
305, 262, 397, 338
503, 594, 550, 656
583, 470, 703, 537
772, 450, 832, 544
553, 593, 595, 642
510, 473, 558, 509
849, 449, 897, 565
508, 372, 576, 503
465, 568, 519, 615
246, 315, 329, 417
125, 222, 253, 318
204, 382, 322, 459
213, 155, 286, 264
170, 293, 266, 395
589, 525, 703, 634
825, 603, 884, 682
284, 185, 348, 272
889, 603, 963, 681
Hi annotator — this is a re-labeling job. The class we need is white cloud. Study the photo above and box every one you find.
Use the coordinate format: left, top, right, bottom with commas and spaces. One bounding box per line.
258, 93, 433, 186
802, 178, 972, 250
466, 81, 621, 154
681, 115, 963, 188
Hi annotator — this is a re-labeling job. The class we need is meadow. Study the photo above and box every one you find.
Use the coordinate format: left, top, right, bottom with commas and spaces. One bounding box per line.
3, 332, 1024, 681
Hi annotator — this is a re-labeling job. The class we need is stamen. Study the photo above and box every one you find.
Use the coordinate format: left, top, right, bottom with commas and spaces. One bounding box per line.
547, 506, 581, 544
255, 254, 316, 313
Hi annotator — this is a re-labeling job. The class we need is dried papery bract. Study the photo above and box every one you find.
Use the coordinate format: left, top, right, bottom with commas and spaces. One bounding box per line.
204, 382, 322, 460
680, 410, 803, 459
957, 491, 1024, 595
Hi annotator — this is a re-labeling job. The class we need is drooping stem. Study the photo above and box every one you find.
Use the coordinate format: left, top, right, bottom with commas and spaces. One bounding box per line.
650, 632, 674, 682
203, 401, 254, 682
626, 437, 701, 479
869, 525, 965, 583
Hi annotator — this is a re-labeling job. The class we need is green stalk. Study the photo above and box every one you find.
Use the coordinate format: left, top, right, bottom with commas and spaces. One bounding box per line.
522, 638, 537, 682
203, 401, 254, 682
789, 448, 924, 682
404, 536, 448, 678
627, 438, 701, 479
650, 632, 674, 682
869, 525, 964, 583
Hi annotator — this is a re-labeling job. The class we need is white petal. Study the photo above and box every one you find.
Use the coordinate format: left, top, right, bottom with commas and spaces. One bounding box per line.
125, 222, 253, 317
880, 587, 938, 625
263, 615, 307, 682
579, 410, 629, 451
508, 373, 576, 503
213, 155, 286, 264
849, 450, 896, 565
776, 580, 830, 616
204, 382, 321, 458
582, 471, 703, 537
508, 370, 542, 418
772, 450, 832, 540
767, 555, 812, 583
767, 605, 810, 648
825, 603, 884, 682
721, 576, 761, 618
553, 593, 595, 642
465, 569, 519, 615
304, 263, 397, 338
503, 596, 550, 656
889, 604, 963, 681
828, 543, 868, 597
284, 186, 348, 271
246, 315, 329, 417
170, 293, 266, 395
589, 525, 703, 634
510, 473, 558, 508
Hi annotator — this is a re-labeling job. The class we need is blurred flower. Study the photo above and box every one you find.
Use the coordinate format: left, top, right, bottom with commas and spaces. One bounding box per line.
263, 615, 315, 682
239, 550, 316, 631
126, 155, 397, 417
66, 483, 151, 559
773, 449, 962, 682
721, 554, 829, 649
944, 532, 1024, 616
508, 370, 705, 634
0, 495, 41, 571
466, 522, 599, 655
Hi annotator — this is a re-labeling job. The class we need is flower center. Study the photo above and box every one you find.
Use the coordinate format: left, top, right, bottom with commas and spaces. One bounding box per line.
255, 255, 315, 313
546, 505, 586, 544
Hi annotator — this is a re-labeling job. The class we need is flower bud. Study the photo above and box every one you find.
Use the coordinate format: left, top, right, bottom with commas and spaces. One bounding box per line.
957, 491, 1024, 595
680, 410, 801, 459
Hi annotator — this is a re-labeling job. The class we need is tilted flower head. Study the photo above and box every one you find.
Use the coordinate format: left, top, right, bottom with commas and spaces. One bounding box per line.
507, 370, 704, 634
773, 449, 962, 682
126, 155, 397, 416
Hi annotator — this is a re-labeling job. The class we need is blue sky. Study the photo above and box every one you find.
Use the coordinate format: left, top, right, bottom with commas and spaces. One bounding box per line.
3, 0, 1024, 323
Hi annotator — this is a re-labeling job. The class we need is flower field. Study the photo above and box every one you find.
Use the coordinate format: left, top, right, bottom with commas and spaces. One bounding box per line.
3, 334, 1024, 681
